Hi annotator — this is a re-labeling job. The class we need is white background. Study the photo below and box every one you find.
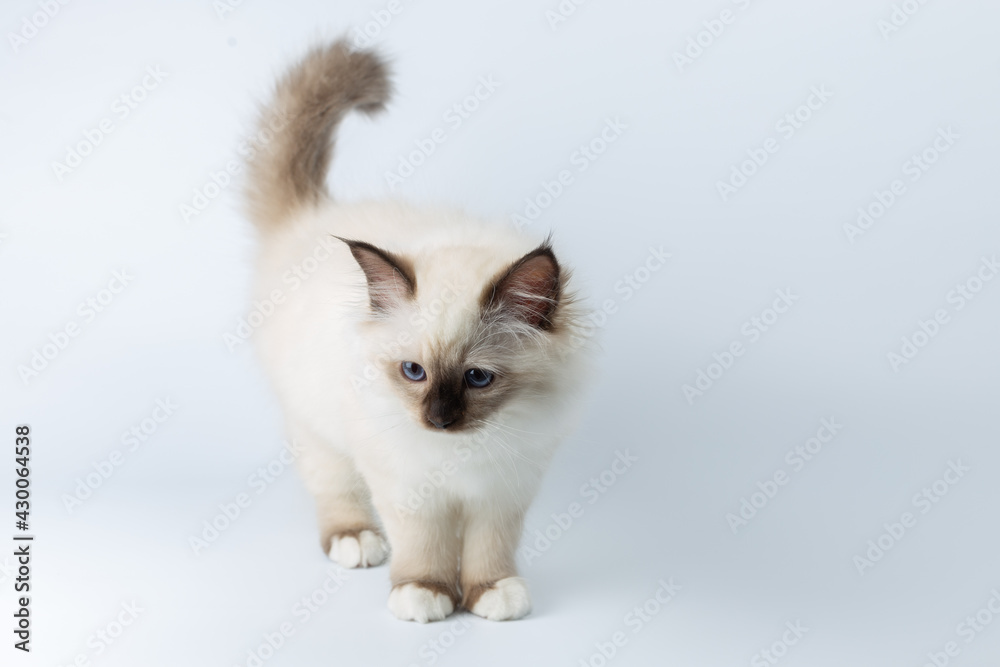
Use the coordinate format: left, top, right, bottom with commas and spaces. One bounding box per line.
2, 0, 999, 665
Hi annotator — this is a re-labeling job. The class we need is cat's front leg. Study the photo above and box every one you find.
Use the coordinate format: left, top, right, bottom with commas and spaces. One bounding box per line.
290, 424, 388, 569
378, 504, 462, 623
460, 507, 531, 621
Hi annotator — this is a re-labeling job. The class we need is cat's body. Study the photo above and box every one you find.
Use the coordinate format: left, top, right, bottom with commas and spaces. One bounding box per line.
247, 41, 587, 623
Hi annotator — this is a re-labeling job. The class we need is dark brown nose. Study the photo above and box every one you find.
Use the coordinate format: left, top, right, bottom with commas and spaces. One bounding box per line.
428, 416, 454, 429
426, 398, 460, 430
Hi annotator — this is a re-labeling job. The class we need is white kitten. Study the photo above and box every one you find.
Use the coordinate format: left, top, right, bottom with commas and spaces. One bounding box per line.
246, 40, 589, 622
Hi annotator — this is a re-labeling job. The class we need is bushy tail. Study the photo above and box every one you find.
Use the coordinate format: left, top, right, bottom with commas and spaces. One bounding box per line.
246, 39, 391, 229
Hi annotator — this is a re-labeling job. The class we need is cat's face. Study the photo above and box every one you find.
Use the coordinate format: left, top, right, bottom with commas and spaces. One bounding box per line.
345, 239, 565, 433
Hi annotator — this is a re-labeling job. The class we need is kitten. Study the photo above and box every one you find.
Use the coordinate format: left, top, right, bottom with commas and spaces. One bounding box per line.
246, 39, 588, 623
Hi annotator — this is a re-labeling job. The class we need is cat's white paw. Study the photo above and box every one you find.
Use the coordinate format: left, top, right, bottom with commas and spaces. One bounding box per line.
328, 530, 388, 568
388, 583, 456, 623
470, 577, 531, 621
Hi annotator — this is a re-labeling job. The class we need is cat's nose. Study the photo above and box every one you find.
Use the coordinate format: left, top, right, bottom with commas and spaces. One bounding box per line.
426, 398, 459, 430
428, 416, 455, 430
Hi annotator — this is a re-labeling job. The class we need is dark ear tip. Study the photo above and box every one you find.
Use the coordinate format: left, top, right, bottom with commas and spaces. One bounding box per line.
525, 241, 559, 264
333, 236, 369, 253
522, 244, 561, 279
340, 238, 417, 311
480, 241, 563, 327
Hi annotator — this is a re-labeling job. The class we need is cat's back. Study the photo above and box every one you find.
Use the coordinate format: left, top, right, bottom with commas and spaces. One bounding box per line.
256, 198, 540, 316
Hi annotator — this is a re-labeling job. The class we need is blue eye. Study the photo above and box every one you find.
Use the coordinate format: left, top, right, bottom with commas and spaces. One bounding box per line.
401, 362, 426, 381
465, 368, 494, 388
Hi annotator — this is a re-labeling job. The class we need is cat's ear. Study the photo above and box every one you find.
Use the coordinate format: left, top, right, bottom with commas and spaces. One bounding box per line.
483, 243, 561, 329
339, 238, 416, 312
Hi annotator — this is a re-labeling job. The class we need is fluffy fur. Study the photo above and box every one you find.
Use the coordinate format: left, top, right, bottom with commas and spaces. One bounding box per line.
246, 40, 588, 622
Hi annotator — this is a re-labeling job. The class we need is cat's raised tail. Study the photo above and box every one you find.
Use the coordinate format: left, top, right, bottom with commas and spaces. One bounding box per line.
246, 40, 392, 229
